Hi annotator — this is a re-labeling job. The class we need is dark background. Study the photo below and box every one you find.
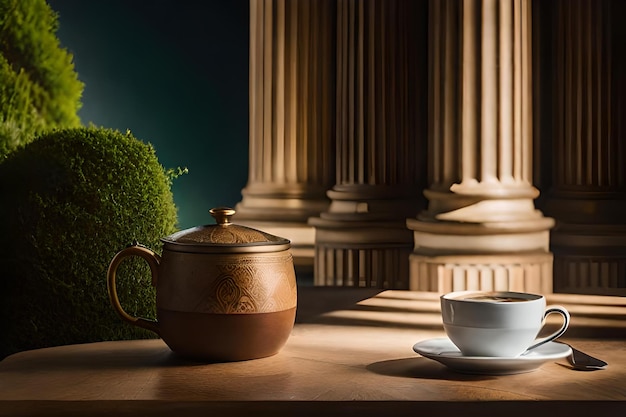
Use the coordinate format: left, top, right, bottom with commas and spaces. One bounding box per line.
47, 0, 250, 230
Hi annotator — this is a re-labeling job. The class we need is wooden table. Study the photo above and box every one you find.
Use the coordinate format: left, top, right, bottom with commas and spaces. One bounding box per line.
1, 288, 625, 416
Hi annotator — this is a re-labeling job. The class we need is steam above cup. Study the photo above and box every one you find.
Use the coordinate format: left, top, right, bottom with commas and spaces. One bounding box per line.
440, 290, 570, 357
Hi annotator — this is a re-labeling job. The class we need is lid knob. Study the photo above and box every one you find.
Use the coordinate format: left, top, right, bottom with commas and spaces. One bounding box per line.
209, 207, 236, 225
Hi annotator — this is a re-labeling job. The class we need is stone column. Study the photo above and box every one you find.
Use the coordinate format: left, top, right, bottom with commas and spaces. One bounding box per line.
407, 0, 554, 293
236, 0, 336, 270
541, 0, 626, 296
309, 0, 428, 288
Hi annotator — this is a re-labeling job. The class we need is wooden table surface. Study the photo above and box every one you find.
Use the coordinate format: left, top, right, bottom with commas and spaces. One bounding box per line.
1, 288, 625, 416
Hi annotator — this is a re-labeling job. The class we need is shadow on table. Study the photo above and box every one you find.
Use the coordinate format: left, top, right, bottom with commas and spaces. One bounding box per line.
366, 357, 498, 381
295, 287, 383, 323
0, 340, 211, 372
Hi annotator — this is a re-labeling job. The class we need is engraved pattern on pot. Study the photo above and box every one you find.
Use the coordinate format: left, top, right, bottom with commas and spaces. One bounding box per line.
213, 273, 257, 313
204, 254, 295, 314
208, 227, 269, 244
172, 226, 276, 244
211, 263, 260, 313
157, 251, 296, 313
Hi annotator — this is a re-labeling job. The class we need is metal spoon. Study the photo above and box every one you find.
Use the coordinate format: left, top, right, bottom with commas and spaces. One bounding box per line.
559, 342, 608, 371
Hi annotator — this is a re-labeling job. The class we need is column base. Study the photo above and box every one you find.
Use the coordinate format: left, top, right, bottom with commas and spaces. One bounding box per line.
543, 191, 626, 296
309, 185, 421, 289
309, 218, 414, 288
407, 196, 555, 294
551, 224, 626, 296
409, 252, 554, 294
314, 243, 412, 289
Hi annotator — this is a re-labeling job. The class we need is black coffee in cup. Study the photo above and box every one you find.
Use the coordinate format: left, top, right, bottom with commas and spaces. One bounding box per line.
459, 293, 529, 303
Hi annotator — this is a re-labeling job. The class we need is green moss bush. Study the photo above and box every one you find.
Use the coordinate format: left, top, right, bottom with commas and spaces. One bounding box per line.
0, 127, 179, 359
0, 0, 83, 159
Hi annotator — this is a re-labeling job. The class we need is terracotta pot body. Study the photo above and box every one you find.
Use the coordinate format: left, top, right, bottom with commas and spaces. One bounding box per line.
107, 208, 297, 362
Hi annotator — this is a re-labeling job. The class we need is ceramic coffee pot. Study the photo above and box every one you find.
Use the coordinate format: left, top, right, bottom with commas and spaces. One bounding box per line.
107, 207, 297, 361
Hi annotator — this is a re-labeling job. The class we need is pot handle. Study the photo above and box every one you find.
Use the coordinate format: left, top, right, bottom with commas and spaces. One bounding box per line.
106, 244, 160, 335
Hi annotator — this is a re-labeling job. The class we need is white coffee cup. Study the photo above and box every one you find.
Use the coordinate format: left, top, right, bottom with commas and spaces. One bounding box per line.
440, 290, 570, 357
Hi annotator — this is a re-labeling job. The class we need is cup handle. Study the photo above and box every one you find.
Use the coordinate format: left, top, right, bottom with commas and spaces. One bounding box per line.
106, 244, 160, 335
526, 305, 570, 352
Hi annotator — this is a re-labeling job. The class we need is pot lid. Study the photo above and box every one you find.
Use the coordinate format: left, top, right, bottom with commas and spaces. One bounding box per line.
161, 207, 291, 253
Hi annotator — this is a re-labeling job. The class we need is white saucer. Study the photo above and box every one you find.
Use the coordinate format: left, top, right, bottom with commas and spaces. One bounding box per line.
412, 337, 572, 375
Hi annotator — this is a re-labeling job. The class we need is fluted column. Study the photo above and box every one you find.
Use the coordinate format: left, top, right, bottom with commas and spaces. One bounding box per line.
542, 0, 626, 296
236, 0, 336, 269
407, 0, 554, 293
309, 0, 428, 288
